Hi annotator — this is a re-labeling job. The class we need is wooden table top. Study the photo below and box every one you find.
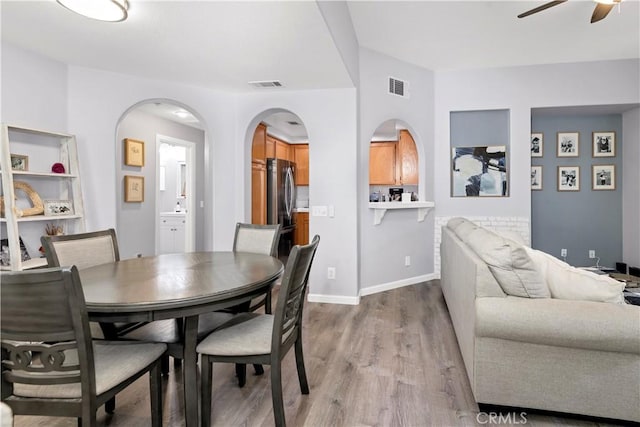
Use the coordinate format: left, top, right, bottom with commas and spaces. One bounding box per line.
79, 252, 283, 313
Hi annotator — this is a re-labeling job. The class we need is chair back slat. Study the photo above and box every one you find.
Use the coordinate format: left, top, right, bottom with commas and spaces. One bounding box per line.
1, 267, 94, 391
233, 223, 281, 257
273, 235, 319, 347
41, 229, 119, 270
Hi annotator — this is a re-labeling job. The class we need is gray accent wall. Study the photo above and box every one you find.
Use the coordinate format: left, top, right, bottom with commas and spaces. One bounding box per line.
531, 114, 623, 268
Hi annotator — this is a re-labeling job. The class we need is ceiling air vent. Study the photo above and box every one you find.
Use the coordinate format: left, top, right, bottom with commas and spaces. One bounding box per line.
287, 121, 301, 126
248, 80, 283, 88
388, 76, 408, 98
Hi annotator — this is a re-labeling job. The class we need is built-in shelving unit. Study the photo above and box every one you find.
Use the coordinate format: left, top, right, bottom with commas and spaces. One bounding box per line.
1, 124, 86, 270
369, 201, 435, 225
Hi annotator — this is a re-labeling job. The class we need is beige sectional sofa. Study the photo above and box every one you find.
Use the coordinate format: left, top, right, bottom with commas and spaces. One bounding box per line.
440, 217, 640, 423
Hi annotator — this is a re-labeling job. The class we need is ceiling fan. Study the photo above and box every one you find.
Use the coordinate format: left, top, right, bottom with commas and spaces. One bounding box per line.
518, 0, 621, 23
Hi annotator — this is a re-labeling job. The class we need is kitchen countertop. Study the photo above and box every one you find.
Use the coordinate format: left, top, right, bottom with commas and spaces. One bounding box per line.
293, 208, 309, 213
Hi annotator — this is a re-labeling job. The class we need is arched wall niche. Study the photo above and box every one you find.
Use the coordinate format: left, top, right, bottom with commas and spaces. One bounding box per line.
366, 118, 425, 202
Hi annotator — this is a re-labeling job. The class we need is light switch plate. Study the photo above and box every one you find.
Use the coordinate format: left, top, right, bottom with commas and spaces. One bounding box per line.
312, 206, 328, 217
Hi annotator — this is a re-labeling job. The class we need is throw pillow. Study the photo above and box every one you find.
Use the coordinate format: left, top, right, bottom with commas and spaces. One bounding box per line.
525, 247, 625, 305
465, 227, 549, 298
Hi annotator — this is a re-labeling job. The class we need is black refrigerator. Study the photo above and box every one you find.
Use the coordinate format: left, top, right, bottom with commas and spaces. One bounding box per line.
266, 158, 296, 257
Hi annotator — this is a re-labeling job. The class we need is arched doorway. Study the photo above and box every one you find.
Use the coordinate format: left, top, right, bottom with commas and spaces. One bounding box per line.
115, 100, 206, 259
249, 110, 309, 261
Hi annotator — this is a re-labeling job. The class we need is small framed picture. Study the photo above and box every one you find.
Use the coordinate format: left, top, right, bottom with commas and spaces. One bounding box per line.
124, 138, 145, 167
531, 165, 542, 190
124, 175, 144, 202
592, 164, 615, 190
558, 166, 580, 191
10, 154, 29, 171
43, 200, 74, 216
557, 132, 579, 157
531, 133, 543, 157
592, 131, 615, 157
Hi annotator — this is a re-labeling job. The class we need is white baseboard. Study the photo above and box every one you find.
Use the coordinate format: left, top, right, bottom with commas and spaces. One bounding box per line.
359, 273, 438, 297
307, 293, 361, 305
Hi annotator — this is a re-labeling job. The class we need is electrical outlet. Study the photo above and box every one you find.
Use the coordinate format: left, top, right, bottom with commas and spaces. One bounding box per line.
327, 267, 336, 279
561, 248, 567, 257
405, 256, 411, 267
589, 250, 596, 259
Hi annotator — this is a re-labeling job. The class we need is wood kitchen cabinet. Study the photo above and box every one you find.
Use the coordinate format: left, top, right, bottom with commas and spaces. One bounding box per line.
251, 123, 267, 161
369, 131, 418, 185
275, 139, 292, 161
292, 143, 309, 185
369, 142, 397, 185
251, 160, 267, 225
293, 212, 309, 245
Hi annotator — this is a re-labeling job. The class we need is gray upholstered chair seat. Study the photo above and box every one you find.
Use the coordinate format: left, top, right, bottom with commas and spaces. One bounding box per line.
197, 313, 274, 356
13, 341, 166, 399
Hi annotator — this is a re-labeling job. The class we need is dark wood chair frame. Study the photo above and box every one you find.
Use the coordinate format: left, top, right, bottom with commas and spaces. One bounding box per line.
200, 235, 320, 427
0, 267, 164, 427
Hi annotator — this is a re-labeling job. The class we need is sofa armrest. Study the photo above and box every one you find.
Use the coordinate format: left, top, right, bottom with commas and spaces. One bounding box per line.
476, 297, 640, 354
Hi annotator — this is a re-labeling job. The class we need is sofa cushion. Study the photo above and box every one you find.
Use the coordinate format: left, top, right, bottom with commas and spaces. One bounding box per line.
446, 217, 468, 231
453, 220, 479, 241
465, 227, 549, 298
525, 247, 625, 305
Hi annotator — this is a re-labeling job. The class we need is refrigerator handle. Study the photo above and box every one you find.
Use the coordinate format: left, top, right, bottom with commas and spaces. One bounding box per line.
285, 166, 294, 218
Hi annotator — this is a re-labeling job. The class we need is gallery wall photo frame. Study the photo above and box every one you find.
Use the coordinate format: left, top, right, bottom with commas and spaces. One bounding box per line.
557, 132, 579, 157
451, 145, 508, 197
124, 138, 145, 167
557, 165, 580, 191
531, 133, 543, 157
592, 131, 615, 157
124, 175, 144, 202
531, 165, 542, 190
592, 164, 616, 190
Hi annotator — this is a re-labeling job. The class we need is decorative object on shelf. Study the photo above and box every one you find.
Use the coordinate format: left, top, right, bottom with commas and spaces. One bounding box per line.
51, 162, 66, 173
592, 131, 615, 158
0, 237, 31, 266
10, 154, 28, 171
451, 145, 507, 197
531, 165, 542, 190
0, 181, 44, 217
531, 133, 543, 157
45, 223, 65, 236
556, 132, 579, 157
557, 165, 580, 191
124, 138, 145, 167
124, 175, 144, 202
592, 164, 615, 190
43, 200, 73, 216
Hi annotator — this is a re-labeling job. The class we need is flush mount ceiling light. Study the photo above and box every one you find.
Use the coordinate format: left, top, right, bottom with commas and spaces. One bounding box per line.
57, 0, 129, 22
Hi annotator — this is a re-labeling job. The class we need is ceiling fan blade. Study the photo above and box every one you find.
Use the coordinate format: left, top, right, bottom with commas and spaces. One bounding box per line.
591, 3, 615, 23
518, 0, 568, 19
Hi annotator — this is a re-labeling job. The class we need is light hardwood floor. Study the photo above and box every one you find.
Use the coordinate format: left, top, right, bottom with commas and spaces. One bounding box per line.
13, 281, 627, 426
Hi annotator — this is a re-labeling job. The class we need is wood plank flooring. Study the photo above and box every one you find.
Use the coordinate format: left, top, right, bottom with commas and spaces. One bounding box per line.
12, 281, 628, 426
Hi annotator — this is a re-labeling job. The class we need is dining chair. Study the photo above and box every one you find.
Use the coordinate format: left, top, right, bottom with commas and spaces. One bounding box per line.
232, 222, 282, 313
41, 229, 143, 339
0, 266, 166, 427
630, 266, 640, 278
198, 235, 320, 427
616, 262, 628, 274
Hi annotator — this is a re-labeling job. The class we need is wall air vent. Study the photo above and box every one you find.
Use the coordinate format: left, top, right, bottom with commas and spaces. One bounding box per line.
388, 76, 408, 98
248, 80, 284, 88
287, 121, 301, 126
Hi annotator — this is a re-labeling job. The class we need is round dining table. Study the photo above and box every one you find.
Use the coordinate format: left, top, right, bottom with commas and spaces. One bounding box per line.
79, 251, 284, 427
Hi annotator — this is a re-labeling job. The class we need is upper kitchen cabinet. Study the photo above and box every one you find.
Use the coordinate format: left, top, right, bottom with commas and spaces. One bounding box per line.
292, 144, 309, 186
274, 138, 292, 161
369, 129, 418, 186
369, 142, 397, 185
252, 123, 268, 161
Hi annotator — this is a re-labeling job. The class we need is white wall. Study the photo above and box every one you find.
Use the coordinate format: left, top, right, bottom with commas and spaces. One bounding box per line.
434, 59, 640, 269
1, 43, 67, 133
623, 108, 640, 266
358, 48, 436, 294
236, 89, 360, 303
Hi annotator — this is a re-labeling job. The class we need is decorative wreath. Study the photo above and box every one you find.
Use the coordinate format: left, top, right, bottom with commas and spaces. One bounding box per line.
0, 181, 44, 218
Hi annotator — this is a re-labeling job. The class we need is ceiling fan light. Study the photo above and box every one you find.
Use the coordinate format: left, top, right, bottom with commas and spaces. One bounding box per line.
57, 0, 129, 22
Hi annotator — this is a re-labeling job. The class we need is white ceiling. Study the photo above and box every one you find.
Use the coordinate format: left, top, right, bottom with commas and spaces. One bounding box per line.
2, 0, 638, 134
